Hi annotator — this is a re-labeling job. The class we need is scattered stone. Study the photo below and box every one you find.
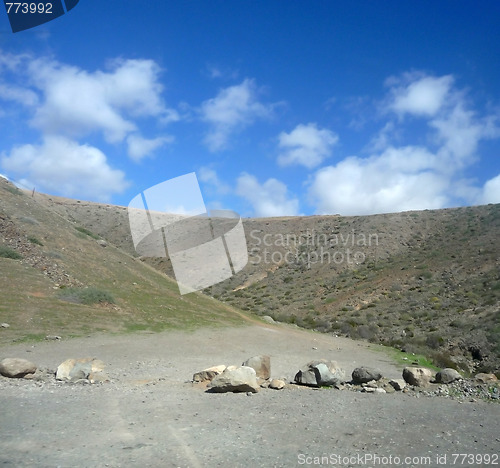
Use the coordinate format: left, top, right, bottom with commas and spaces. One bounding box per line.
403, 367, 434, 387
269, 379, 286, 390
294, 360, 345, 387
0, 358, 37, 378
208, 366, 259, 393
363, 387, 376, 393
362, 380, 379, 389
389, 379, 406, 391
374, 388, 386, 394
193, 365, 226, 383
352, 366, 383, 384
1, 323, 10, 328
435, 368, 462, 384
475, 373, 498, 383
242, 355, 271, 380
261, 316, 275, 324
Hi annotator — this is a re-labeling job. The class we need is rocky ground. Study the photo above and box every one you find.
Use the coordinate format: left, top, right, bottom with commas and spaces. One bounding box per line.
1, 323, 499, 468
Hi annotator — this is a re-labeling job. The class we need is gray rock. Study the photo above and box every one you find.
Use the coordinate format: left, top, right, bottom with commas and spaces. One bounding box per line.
389, 379, 406, 391
261, 316, 275, 324
352, 366, 383, 384
435, 368, 462, 384
96, 240, 107, 247
1, 323, 10, 328
294, 359, 345, 387
242, 355, 271, 380
0, 358, 37, 378
208, 366, 259, 393
45, 335, 61, 340
403, 367, 434, 387
313, 363, 342, 386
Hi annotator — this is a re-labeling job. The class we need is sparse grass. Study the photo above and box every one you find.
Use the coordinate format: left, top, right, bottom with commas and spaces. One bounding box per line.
3, 185, 22, 195
74, 226, 100, 239
58, 287, 115, 305
28, 236, 43, 246
0, 245, 22, 260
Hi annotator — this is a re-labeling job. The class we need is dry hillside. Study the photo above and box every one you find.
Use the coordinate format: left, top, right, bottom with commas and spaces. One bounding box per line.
6, 179, 499, 375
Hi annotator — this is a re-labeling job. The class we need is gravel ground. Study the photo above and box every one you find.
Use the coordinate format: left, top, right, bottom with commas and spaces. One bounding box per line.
1, 323, 499, 467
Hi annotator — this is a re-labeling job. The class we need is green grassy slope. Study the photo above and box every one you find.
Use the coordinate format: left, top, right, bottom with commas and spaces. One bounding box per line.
0, 179, 248, 346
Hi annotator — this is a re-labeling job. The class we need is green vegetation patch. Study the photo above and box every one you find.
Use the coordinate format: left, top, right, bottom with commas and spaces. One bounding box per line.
0, 245, 22, 260
58, 287, 115, 305
74, 226, 100, 239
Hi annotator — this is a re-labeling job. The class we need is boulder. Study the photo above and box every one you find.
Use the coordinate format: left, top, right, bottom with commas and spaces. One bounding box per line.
1, 323, 10, 328
56, 358, 105, 381
389, 379, 406, 391
242, 355, 270, 380
475, 373, 498, 383
269, 379, 286, 390
262, 316, 275, 324
294, 360, 345, 387
352, 366, 383, 384
193, 365, 226, 383
208, 366, 259, 393
435, 368, 462, 384
403, 367, 434, 387
0, 358, 37, 378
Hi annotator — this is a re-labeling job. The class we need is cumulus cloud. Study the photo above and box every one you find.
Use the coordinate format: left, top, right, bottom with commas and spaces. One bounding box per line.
308, 146, 448, 215
200, 79, 274, 151
126, 133, 173, 162
1, 136, 128, 201
277, 123, 338, 168
236, 173, 299, 217
26, 58, 178, 143
385, 73, 454, 117
309, 71, 500, 215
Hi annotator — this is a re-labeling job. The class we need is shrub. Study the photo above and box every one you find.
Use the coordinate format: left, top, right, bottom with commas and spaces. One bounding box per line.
28, 236, 43, 246
0, 245, 22, 260
59, 287, 115, 305
74, 226, 99, 240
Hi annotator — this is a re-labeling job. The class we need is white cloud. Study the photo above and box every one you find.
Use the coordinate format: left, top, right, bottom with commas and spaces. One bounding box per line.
1, 136, 128, 201
0, 83, 38, 107
431, 103, 500, 167
26, 58, 178, 143
198, 167, 230, 194
277, 123, 338, 168
200, 79, 274, 151
478, 173, 500, 204
236, 173, 299, 217
386, 73, 454, 117
308, 146, 449, 215
126, 133, 173, 162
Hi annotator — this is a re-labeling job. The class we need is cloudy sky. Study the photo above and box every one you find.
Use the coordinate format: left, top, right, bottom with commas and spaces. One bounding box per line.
0, 1, 499, 216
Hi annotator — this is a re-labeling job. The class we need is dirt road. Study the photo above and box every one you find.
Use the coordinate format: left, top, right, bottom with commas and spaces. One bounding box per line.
1, 324, 499, 467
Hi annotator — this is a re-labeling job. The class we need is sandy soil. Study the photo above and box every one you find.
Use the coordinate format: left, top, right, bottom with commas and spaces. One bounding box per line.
1, 323, 499, 467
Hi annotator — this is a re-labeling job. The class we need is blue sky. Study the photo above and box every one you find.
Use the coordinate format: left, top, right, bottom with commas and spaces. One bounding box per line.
0, 1, 499, 217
